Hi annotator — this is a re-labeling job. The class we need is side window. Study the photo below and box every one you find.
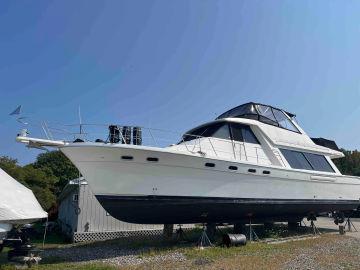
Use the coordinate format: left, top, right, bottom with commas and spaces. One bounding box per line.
182, 122, 231, 142
303, 153, 334, 172
280, 149, 334, 173
230, 123, 260, 144
182, 126, 208, 142
280, 149, 312, 170
230, 123, 243, 142
242, 126, 260, 144
272, 108, 299, 132
211, 123, 231, 140
256, 105, 278, 126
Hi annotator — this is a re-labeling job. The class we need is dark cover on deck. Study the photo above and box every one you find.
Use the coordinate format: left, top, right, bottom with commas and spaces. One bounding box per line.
311, 137, 340, 151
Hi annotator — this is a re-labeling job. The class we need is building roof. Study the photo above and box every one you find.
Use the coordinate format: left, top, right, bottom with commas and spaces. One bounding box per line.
58, 177, 87, 202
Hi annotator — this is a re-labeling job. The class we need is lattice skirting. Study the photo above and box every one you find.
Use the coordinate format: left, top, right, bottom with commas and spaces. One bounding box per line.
74, 229, 166, 242
73, 226, 196, 243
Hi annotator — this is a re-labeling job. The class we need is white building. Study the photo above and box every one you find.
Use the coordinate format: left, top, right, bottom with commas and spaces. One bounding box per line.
58, 178, 165, 242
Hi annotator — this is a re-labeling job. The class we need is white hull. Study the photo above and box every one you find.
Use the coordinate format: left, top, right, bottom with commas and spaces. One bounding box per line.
61, 143, 360, 224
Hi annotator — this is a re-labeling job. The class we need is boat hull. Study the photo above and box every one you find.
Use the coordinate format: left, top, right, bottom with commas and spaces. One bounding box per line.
95, 195, 359, 224
61, 143, 360, 224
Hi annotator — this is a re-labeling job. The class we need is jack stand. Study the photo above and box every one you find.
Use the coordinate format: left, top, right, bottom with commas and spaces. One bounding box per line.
301, 220, 307, 227
344, 217, 358, 232
310, 220, 321, 235
197, 226, 213, 249
248, 219, 259, 242
175, 225, 187, 242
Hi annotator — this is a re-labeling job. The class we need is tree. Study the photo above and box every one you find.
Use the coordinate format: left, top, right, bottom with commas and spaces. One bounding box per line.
32, 151, 79, 194
0, 156, 25, 185
334, 149, 360, 176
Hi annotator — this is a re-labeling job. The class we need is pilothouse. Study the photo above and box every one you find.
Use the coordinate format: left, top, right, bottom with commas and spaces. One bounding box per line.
16, 102, 360, 225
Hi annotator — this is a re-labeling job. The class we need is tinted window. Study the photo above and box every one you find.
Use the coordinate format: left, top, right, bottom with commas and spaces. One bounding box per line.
211, 123, 231, 140
182, 122, 230, 142
303, 153, 334, 172
230, 123, 243, 142
182, 126, 208, 142
242, 126, 260, 144
230, 123, 260, 144
280, 149, 313, 170
217, 103, 300, 133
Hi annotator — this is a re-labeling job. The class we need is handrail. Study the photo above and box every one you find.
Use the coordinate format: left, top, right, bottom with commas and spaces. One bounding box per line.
25, 122, 272, 165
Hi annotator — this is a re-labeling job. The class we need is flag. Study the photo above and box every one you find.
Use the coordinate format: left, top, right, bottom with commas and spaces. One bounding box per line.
9, 105, 22, 116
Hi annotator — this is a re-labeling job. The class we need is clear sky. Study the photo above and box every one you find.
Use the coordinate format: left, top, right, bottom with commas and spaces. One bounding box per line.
0, 0, 360, 165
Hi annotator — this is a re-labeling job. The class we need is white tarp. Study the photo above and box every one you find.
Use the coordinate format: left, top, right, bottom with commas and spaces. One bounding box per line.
0, 168, 47, 224
0, 223, 12, 232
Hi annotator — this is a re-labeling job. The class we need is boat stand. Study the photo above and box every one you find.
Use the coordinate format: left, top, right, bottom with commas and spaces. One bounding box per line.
344, 217, 358, 232
175, 225, 187, 242
197, 226, 213, 249
310, 220, 321, 235
248, 219, 259, 242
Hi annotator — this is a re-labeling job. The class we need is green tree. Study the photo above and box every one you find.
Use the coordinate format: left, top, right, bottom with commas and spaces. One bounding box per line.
334, 149, 360, 176
0, 156, 25, 184
32, 151, 79, 194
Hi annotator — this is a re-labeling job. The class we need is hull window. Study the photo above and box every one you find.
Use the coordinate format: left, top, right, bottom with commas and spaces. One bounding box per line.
147, 157, 159, 162
205, 162, 215, 168
121, 156, 134, 160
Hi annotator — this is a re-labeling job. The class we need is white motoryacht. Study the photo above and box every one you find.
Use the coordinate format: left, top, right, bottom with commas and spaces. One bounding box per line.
16, 102, 360, 224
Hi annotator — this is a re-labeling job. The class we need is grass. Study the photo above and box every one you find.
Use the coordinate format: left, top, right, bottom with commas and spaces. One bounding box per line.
0, 263, 117, 270
1, 224, 359, 270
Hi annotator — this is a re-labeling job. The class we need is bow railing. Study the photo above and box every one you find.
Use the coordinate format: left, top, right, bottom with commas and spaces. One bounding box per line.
19, 122, 270, 165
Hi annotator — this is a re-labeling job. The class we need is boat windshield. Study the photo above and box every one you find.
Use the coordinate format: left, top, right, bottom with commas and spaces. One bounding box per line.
216, 103, 300, 133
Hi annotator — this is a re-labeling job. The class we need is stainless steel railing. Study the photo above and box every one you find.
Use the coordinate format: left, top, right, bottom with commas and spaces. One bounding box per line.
36, 123, 270, 165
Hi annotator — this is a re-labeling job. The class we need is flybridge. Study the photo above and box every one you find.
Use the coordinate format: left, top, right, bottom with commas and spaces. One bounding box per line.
216, 102, 299, 133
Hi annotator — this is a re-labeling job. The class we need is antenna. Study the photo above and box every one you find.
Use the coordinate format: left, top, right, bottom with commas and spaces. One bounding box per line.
78, 105, 83, 135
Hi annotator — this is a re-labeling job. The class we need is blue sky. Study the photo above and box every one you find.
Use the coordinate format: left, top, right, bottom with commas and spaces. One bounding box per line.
0, 0, 360, 164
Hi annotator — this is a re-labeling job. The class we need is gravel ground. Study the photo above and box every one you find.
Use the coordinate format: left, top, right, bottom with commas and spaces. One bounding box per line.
43, 245, 187, 267
40, 218, 360, 270
282, 236, 360, 270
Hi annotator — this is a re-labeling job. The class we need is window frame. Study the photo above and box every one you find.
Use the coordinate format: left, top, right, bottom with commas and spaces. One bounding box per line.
280, 148, 335, 173
216, 103, 301, 134
181, 121, 260, 145
181, 122, 232, 143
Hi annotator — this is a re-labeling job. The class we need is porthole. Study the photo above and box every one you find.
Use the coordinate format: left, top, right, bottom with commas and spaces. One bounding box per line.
248, 169, 256, 173
205, 163, 215, 168
263, 170, 271, 175
229, 166, 238, 171
147, 157, 159, 162
121, 156, 133, 160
